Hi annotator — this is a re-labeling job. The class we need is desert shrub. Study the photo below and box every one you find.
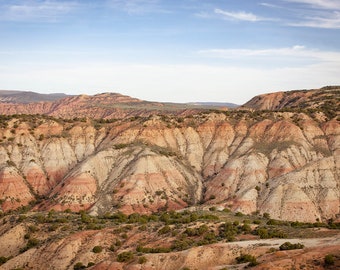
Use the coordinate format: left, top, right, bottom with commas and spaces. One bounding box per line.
219, 222, 238, 241
48, 224, 59, 231
324, 254, 335, 266
20, 238, 40, 253
240, 223, 252, 233
17, 215, 27, 222
117, 251, 134, 262
158, 225, 171, 235
87, 262, 95, 267
279, 242, 304, 250
236, 253, 258, 266
109, 244, 115, 252
28, 225, 39, 232
263, 212, 270, 219
92, 246, 103, 253
136, 245, 171, 253
73, 262, 86, 270
115, 239, 122, 247
235, 212, 244, 217
0, 256, 10, 265
184, 224, 209, 237
138, 256, 147, 264
254, 227, 287, 239
171, 238, 193, 251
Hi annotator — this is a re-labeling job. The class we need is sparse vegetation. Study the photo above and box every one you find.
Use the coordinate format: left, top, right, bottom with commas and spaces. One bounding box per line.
279, 241, 304, 250
324, 254, 335, 266
117, 251, 134, 262
236, 253, 258, 266
0, 93, 339, 270
73, 262, 86, 270
92, 245, 103, 253
138, 256, 147, 264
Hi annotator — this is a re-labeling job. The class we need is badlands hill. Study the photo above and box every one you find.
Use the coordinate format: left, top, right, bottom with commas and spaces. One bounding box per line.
0, 90, 234, 119
0, 86, 338, 221
243, 86, 340, 112
0, 87, 339, 269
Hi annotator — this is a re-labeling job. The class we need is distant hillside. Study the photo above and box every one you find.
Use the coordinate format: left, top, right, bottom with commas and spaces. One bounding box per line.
242, 86, 340, 113
0, 91, 235, 119
0, 90, 71, 103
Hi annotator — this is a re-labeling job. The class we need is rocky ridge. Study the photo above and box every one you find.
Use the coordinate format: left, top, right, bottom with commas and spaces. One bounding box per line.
0, 91, 228, 120
243, 86, 340, 114
0, 108, 338, 222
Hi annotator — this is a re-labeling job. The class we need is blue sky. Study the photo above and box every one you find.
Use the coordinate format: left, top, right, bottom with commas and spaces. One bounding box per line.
0, 0, 339, 104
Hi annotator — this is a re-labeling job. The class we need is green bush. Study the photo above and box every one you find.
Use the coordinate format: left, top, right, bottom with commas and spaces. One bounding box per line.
158, 225, 171, 235
263, 212, 270, 219
109, 244, 115, 252
28, 238, 39, 246
20, 238, 40, 253
0, 256, 9, 266
324, 254, 335, 266
219, 222, 238, 241
117, 251, 134, 262
138, 256, 147, 264
73, 262, 86, 270
279, 242, 304, 250
87, 262, 95, 267
92, 245, 103, 253
236, 253, 258, 266
235, 212, 244, 217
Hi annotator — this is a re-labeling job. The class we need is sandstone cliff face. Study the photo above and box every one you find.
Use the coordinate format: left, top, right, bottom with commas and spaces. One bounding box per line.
0, 111, 338, 222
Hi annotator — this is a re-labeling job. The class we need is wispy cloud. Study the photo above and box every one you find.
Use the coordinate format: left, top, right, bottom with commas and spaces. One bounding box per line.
260, 2, 284, 9
198, 46, 340, 63
0, 0, 80, 22
283, 0, 340, 10
214, 8, 271, 22
288, 11, 340, 29
107, 0, 167, 14
261, 1, 340, 29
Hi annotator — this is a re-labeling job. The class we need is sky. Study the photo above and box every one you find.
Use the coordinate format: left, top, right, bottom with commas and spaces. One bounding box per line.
0, 0, 340, 104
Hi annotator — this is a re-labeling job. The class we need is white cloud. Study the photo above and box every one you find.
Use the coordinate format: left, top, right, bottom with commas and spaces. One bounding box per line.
214, 8, 271, 22
260, 3, 282, 8
283, 0, 340, 10
288, 11, 340, 29
0, 0, 80, 21
107, 0, 166, 14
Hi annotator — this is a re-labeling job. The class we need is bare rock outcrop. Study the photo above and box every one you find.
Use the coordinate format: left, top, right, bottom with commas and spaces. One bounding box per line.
0, 111, 339, 222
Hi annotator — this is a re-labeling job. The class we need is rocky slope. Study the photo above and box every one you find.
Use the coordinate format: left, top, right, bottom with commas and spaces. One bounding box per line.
0, 91, 228, 120
243, 86, 340, 114
0, 108, 338, 222
0, 210, 339, 270
0, 87, 339, 269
